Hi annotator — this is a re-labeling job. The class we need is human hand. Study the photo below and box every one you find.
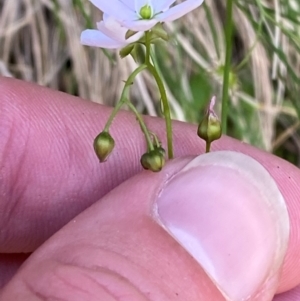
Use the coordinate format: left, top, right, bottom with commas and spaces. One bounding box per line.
0, 77, 300, 300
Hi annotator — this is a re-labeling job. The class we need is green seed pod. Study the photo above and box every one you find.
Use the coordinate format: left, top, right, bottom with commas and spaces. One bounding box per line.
155, 146, 166, 157
93, 131, 115, 162
151, 135, 166, 157
197, 96, 222, 144
140, 150, 165, 172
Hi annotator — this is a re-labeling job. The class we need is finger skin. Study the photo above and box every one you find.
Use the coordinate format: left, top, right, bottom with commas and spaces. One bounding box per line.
0, 254, 30, 290
273, 285, 300, 301
0, 159, 226, 301
0, 77, 300, 292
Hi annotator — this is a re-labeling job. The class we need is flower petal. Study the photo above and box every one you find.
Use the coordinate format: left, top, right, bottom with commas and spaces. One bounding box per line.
156, 0, 204, 22
97, 17, 128, 43
121, 18, 158, 31
102, 13, 109, 21
119, 0, 135, 10
97, 19, 144, 43
80, 29, 125, 48
153, 0, 176, 13
90, 0, 136, 21
127, 31, 144, 43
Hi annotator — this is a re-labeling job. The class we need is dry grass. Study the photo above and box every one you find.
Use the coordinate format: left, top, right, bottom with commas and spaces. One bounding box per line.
1, 0, 300, 163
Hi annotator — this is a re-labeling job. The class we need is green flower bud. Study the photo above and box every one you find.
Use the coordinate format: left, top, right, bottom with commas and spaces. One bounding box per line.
151, 23, 169, 41
93, 131, 115, 162
197, 96, 222, 144
140, 150, 165, 172
119, 44, 135, 58
139, 4, 153, 19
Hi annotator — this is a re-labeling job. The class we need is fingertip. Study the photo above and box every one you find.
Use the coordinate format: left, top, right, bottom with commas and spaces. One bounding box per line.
157, 151, 289, 300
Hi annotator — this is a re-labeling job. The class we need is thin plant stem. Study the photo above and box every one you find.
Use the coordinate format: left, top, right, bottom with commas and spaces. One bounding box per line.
221, 0, 234, 134
104, 31, 173, 159
205, 142, 211, 153
126, 101, 154, 151
149, 131, 160, 146
147, 63, 173, 159
103, 64, 147, 131
145, 31, 151, 65
144, 31, 173, 159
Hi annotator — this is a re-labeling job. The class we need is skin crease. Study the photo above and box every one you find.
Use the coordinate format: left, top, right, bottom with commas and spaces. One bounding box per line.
0, 77, 300, 300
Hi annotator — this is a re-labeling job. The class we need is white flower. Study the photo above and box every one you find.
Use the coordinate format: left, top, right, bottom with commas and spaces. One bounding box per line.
81, 14, 144, 49
81, 0, 204, 49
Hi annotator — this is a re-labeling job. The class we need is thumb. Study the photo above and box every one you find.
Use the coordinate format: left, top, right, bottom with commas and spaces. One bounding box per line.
0, 151, 289, 301
158, 151, 289, 300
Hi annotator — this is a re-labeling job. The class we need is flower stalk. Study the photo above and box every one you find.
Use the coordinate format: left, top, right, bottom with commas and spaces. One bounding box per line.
221, 0, 234, 134
103, 64, 148, 132
146, 64, 173, 159
142, 30, 173, 159
126, 101, 154, 151
102, 62, 156, 156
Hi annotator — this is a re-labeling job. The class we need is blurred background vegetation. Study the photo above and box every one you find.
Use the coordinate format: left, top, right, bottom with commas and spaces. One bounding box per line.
0, 0, 299, 165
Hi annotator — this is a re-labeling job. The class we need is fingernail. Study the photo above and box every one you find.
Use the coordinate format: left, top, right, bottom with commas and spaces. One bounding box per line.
156, 151, 290, 301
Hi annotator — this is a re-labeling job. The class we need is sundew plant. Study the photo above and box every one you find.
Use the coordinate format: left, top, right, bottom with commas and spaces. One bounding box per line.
81, 0, 222, 171
1, 0, 300, 166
